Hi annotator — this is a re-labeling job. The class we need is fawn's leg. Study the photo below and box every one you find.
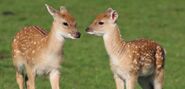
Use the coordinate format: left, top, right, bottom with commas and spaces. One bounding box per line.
114, 74, 125, 89
125, 75, 137, 89
153, 69, 164, 89
26, 67, 36, 89
154, 45, 165, 89
49, 69, 60, 89
16, 71, 24, 89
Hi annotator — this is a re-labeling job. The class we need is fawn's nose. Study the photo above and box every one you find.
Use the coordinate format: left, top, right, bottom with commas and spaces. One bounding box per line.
75, 32, 81, 38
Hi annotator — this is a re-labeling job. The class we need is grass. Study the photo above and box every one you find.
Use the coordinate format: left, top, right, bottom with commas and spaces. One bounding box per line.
0, 0, 185, 89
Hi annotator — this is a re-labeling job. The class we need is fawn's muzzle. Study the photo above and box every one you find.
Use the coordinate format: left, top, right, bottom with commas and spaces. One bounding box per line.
74, 32, 81, 38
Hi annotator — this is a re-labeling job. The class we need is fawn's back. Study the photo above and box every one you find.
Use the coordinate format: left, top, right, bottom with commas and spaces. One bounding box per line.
13, 26, 47, 53
12, 26, 47, 60
124, 39, 165, 75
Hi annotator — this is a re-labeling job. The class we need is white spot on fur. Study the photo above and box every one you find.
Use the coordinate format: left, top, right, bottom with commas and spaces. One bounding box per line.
13, 39, 16, 42
34, 42, 37, 45
32, 50, 35, 54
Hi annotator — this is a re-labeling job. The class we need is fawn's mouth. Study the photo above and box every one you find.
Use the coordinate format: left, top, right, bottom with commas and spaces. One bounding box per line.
56, 31, 81, 40
73, 32, 81, 38
86, 31, 94, 35
85, 27, 96, 35
85, 27, 93, 33
68, 32, 81, 39
86, 29, 104, 36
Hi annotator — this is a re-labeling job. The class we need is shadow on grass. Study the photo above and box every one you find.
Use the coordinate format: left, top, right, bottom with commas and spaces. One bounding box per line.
1, 11, 15, 16
0, 51, 10, 60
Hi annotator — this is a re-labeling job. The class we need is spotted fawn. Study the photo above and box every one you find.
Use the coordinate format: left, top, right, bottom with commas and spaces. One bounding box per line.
12, 4, 80, 89
86, 8, 165, 89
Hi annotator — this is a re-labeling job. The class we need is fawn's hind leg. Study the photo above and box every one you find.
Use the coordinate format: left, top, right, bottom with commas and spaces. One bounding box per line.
13, 56, 26, 89
153, 46, 165, 89
16, 71, 24, 89
153, 69, 164, 89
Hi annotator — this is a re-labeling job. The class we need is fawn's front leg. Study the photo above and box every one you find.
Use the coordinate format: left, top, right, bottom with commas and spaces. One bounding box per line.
114, 74, 125, 89
49, 69, 60, 89
125, 75, 137, 89
26, 67, 36, 89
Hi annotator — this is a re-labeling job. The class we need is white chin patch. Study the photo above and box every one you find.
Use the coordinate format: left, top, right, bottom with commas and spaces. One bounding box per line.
87, 32, 94, 35
87, 31, 103, 36
56, 32, 75, 40
67, 34, 76, 39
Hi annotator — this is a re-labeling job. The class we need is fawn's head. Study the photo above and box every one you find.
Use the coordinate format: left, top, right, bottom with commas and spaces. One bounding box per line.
86, 8, 118, 36
45, 4, 80, 39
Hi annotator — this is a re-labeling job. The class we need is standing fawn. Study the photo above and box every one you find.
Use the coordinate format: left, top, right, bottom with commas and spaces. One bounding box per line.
12, 4, 80, 89
86, 8, 165, 89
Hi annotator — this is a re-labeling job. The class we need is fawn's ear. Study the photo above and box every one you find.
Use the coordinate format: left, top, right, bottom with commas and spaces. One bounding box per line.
60, 6, 67, 13
45, 4, 58, 16
106, 8, 119, 23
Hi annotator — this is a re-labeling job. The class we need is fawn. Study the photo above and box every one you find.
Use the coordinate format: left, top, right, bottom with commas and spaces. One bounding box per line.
11, 4, 80, 89
86, 8, 165, 89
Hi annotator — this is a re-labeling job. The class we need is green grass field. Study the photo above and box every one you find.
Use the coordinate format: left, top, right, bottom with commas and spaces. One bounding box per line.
0, 0, 185, 89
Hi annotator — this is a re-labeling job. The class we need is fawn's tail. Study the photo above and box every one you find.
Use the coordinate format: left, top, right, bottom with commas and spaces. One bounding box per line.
155, 46, 166, 70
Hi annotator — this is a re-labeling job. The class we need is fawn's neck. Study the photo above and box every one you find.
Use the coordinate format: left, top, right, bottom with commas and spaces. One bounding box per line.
103, 25, 126, 57
45, 23, 65, 55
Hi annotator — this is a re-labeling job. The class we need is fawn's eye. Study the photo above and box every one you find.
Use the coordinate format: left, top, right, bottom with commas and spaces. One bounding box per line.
98, 21, 104, 25
63, 22, 68, 26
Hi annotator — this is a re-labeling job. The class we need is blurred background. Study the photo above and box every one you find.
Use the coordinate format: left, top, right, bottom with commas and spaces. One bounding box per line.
0, 0, 185, 89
